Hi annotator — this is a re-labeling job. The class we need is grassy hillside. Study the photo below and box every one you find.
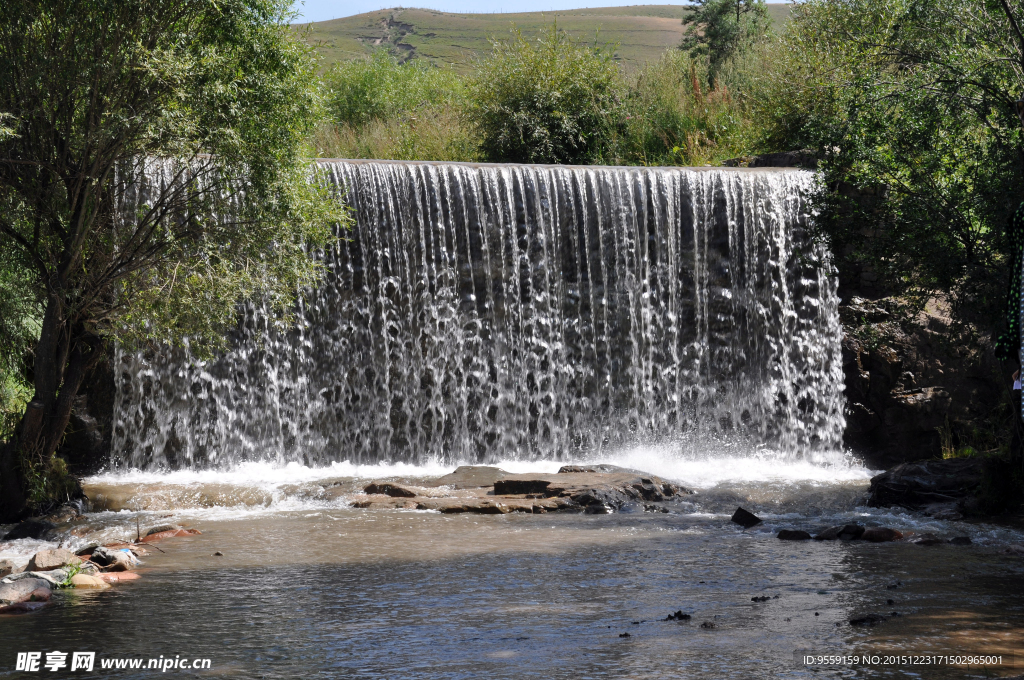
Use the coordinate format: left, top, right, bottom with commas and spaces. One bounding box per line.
297, 4, 793, 71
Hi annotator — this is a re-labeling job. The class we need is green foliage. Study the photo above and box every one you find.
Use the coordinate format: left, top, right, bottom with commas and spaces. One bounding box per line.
681, 0, 771, 88
0, 0, 348, 517
316, 51, 478, 162
471, 26, 624, 165
57, 562, 83, 589
325, 50, 467, 127
616, 51, 755, 166
753, 0, 1024, 328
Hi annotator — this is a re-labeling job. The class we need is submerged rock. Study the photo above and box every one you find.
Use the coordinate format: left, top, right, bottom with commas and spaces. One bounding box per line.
849, 613, 888, 626
664, 611, 691, 621
28, 549, 81, 572
910, 533, 943, 546
2, 519, 56, 541
948, 536, 972, 546
730, 507, 762, 528
815, 524, 865, 541
777, 529, 811, 541
861, 527, 903, 542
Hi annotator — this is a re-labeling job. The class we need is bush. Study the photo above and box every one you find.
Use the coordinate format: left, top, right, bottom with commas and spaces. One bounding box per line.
472, 26, 624, 165
318, 51, 477, 161
617, 51, 754, 166
324, 50, 467, 127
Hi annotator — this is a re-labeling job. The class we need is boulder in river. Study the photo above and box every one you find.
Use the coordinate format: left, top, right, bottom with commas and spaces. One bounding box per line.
91, 547, 138, 571
0, 578, 51, 605
0, 559, 19, 578
730, 507, 762, 528
777, 529, 811, 541
27, 549, 81, 572
861, 527, 903, 542
2, 518, 56, 541
69, 574, 109, 589
910, 533, 943, 546
867, 458, 983, 510
815, 524, 864, 541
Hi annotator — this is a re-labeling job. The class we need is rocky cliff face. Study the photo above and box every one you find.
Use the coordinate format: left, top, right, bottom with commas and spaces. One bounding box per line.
840, 297, 1011, 468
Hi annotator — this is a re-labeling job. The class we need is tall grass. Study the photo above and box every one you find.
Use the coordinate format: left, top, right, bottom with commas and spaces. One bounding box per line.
316, 33, 766, 167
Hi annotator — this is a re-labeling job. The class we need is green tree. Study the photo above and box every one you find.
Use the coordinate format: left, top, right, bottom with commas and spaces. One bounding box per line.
754, 0, 1024, 328
681, 0, 771, 88
472, 25, 623, 165
0, 0, 343, 521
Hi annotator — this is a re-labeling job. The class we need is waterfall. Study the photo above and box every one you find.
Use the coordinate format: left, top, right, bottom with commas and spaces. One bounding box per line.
111, 160, 844, 470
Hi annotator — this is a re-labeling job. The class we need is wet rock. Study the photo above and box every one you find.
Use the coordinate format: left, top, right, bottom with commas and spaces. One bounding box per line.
619, 632, 631, 638
777, 529, 812, 541
0, 600, 48, 614
432, 466, 510, 489
40, 501, 86, 524
27, 549, 81, 572
922, 502, 962, 521
861, 527, 903, 542
2, 518, 56, 541
664, 611, 691, 621
1003, 544, 1024, 555
98, 572, 140, 583
69, 574, 109, 589
493, 470, 687, 510
0, 559, 18, 578
849, 613, 888, 626
867, 458, 983, 510
886, 581, 902, 589
213, 551, 224, 556
145, 524, 179, 536
730, 507, 762, 528
139, 528, 200, 543
815, 524, 864, 541
91, 547, 138, 572
949, 536, 972, 546
751, 596, 771, 602
363, 482, 420, 498
0, 578, 52, 605
699, 621, 717, 629
910, 533, 943, 546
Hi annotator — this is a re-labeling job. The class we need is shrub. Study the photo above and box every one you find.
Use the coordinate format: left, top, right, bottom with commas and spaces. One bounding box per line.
472, 26, 624, 165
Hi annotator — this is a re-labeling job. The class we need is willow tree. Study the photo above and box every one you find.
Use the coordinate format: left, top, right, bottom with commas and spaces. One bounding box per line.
0, 0, 342, 521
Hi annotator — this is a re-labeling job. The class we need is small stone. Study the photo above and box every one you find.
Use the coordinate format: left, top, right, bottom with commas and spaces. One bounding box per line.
886, 599, 895, 605
27, 548, 82, 572
885, 581, 902, 590
213, 551, 224, 556
699, 621, 716, 629
731, 507, 762, 528
619, 632, 631, 638
751, 596, 771, 602
2, 519, 56, 541
664, 611, 691, 621
815, 612, 819, 616
777, 529, 812, 541
948, 536, 972, 546
861, 527, 903, 542
69, 574, 110, 589
849, 613, 887, 626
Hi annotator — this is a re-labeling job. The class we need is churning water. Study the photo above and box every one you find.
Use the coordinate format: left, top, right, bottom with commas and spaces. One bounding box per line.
111, 161, 843, 470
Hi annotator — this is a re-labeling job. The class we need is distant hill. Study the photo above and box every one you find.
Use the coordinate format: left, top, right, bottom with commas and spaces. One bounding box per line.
297, 4, 793, 71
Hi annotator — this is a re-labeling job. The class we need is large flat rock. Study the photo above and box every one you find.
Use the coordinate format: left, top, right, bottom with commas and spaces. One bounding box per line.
356, 466, 688, 515
867, 458, 983, 509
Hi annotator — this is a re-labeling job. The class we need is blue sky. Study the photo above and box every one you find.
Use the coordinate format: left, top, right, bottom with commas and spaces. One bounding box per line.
291, 0, 676, 23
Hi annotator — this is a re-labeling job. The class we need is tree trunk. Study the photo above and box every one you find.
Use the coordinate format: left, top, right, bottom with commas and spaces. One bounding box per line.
0, 301, 102, 522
